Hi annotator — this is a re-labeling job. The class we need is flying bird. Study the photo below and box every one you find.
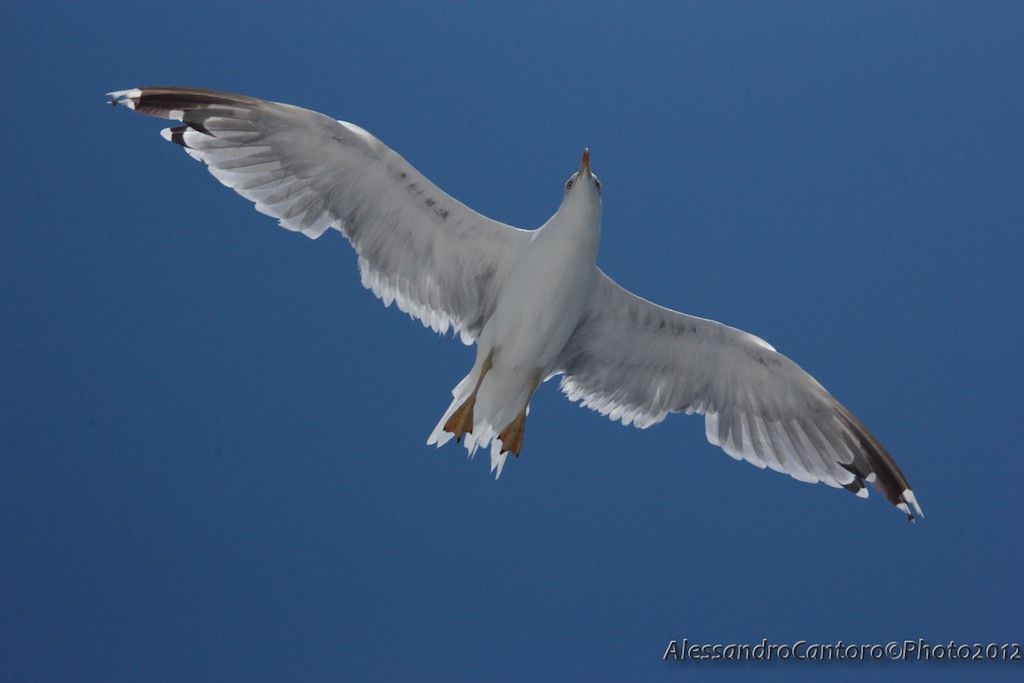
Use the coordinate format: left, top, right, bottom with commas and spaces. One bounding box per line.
108, 87, 922, 520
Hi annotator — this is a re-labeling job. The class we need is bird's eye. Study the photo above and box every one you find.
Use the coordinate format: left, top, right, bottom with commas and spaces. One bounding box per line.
565, 179, 574, 191
594, 179, 602, 193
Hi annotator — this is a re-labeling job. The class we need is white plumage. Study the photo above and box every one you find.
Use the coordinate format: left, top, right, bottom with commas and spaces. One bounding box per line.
109, 87, 922, 520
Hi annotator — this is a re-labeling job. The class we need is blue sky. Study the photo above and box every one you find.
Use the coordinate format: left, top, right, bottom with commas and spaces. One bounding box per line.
2, 1, 1022, 681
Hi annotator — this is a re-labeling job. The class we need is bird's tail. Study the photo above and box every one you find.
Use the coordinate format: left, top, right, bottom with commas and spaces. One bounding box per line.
428, 364, 523, 478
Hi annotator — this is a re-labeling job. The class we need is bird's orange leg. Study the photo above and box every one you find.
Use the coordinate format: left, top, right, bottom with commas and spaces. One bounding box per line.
498, 368, 543, 456
443, 349, 494, 442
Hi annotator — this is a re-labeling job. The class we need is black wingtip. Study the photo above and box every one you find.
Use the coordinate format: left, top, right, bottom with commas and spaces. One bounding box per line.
832, 402, 922, 520
166, 125, 188, 147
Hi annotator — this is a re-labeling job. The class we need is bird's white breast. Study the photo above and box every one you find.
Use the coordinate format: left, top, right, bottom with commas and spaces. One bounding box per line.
480, 205, 601, 372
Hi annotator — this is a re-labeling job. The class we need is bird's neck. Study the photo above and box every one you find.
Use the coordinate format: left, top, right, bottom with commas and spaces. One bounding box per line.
546, 198, 601, 237
532, 202, 601, 267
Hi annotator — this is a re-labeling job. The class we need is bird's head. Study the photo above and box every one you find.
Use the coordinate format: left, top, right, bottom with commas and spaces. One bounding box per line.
562, 148, 602, 202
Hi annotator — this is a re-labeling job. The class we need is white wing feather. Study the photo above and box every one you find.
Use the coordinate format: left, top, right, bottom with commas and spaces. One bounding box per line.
555, 270, 922, 519
108, 87, 531, 343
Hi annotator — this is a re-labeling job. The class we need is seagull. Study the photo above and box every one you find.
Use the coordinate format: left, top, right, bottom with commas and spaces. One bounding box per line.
108, 87, 922, 520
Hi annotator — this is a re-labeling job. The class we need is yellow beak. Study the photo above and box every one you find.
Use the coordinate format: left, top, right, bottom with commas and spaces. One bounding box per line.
577, 148, 591, 178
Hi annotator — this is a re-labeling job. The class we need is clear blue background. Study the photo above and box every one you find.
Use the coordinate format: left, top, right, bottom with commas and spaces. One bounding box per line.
2, 1, 1021, 681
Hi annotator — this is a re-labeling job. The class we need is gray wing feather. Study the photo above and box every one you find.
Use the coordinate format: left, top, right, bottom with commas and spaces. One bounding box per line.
109, 87, 531, 343
554, 269, 922, 519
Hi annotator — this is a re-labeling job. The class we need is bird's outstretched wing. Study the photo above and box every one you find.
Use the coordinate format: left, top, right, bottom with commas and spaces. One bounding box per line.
108, 87, 531, 343
554, 270, 922, 519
